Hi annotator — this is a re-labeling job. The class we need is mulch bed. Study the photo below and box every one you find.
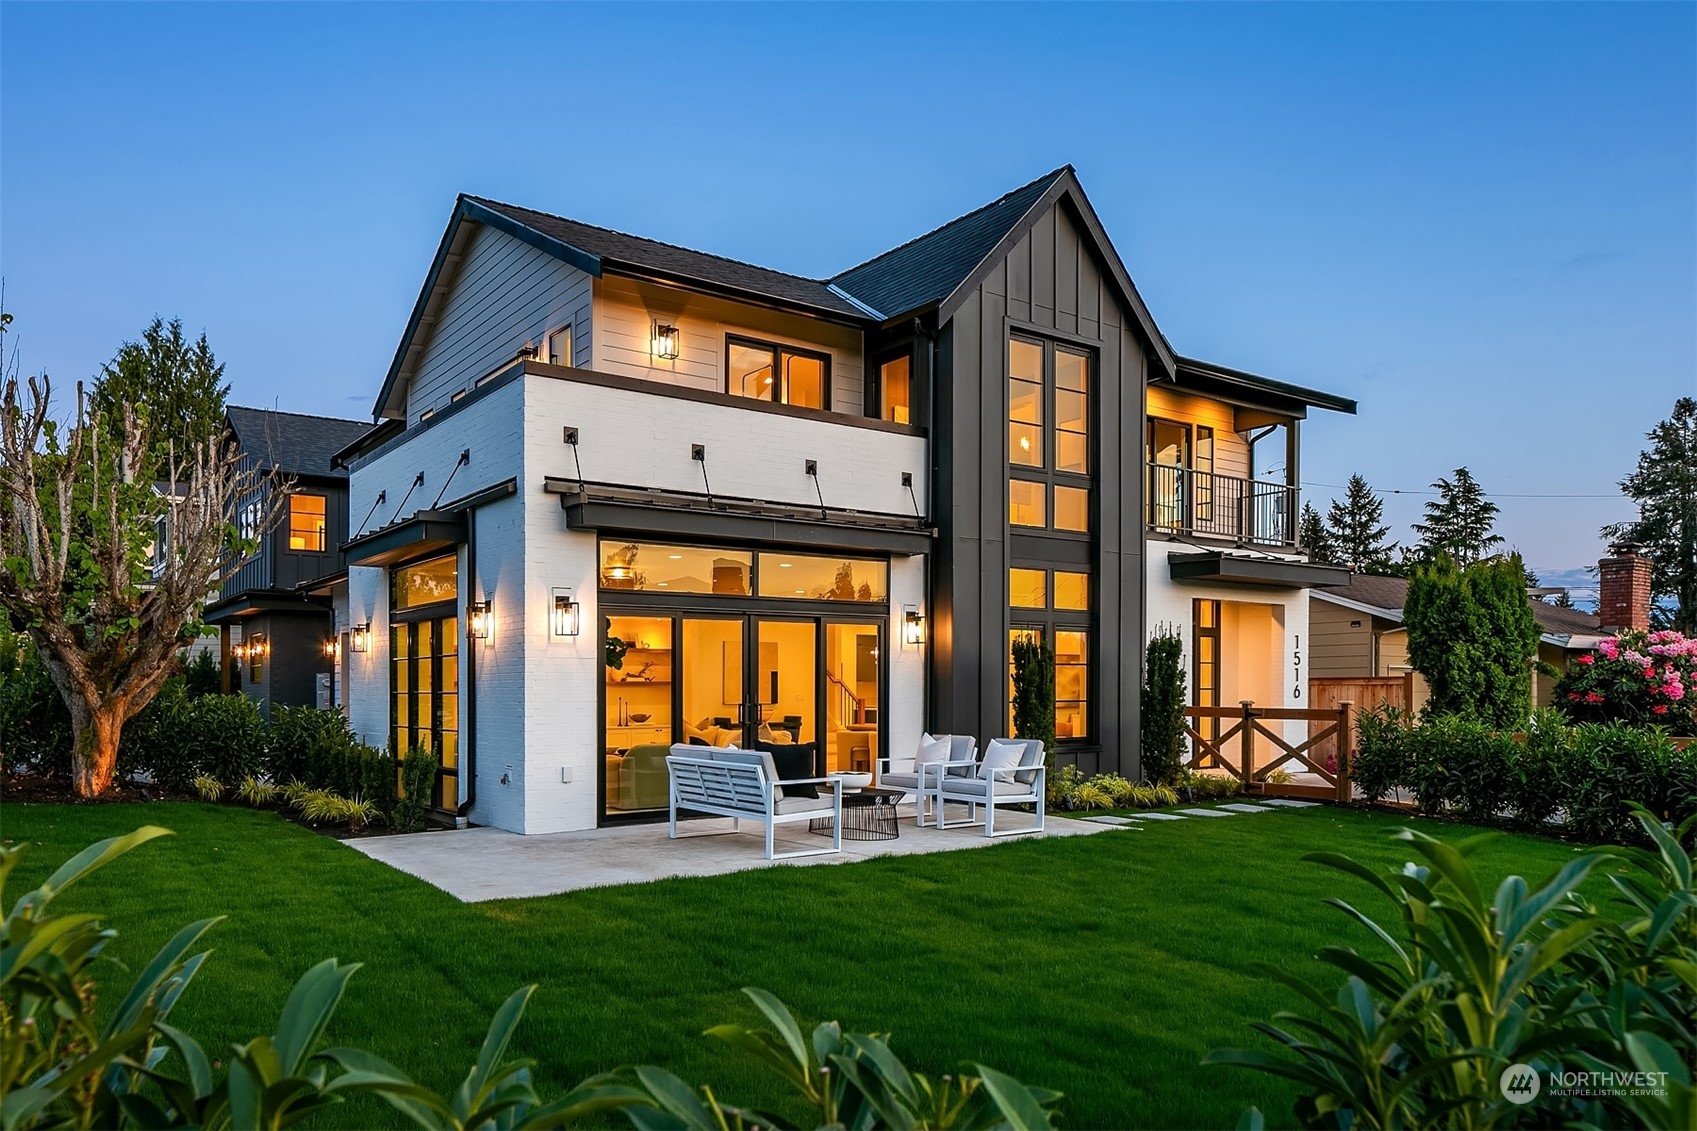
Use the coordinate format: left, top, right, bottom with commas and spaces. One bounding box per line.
0, 772, 195, 806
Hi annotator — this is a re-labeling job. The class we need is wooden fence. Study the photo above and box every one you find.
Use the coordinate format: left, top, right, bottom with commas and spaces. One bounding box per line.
1306, 675, 1414, 768
1184, 700, 1356, 802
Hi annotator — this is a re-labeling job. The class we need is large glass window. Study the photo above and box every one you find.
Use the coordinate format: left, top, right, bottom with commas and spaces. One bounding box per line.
757, 553, 886, 602
287, 494, 327, 552
601, 542, 753, 595
878, 354, 911, 424
605, 615, 675, 813
1054, 486, 1090, 532
547, 324, 573, 367
1009, 480, 1046, 527
1008, 338, 1045, 467
727, 336, 828, 410
1055, 348, 1090, 474
392, 554, 458, 610
1055, 629, 1089, 741
1054, 571, 1089, 611
1010, 568, 1047, 609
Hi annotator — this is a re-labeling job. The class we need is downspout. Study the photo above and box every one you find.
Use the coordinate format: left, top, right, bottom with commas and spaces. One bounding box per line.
916, 314, 939, 733
457, 506, 478, 823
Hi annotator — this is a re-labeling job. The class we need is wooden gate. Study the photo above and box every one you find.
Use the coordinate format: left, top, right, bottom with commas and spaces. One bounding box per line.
1184, 700, 1356, 802
1307, 676, 1412, 769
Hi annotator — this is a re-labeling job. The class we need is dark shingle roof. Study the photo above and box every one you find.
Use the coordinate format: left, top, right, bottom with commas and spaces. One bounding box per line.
463, 197, 868, 320
828, 167, 1070, 320
226, 406, 374, 479
1318, 573, 1602, 638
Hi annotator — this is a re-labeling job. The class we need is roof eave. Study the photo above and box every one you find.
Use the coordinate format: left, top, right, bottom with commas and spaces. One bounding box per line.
1174, 356, 1358, 416
599, 261, 871, 327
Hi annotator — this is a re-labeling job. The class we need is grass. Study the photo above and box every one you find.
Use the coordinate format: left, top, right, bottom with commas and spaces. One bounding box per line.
2, 801, 1608, 1128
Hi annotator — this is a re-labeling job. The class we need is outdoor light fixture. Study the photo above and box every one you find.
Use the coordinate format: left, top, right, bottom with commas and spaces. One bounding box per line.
468, 601, 494, 642
552, 588, 581, 637
350, 623, 372, 653
903, 608, 926, 646
322, 637, 339, 660
651, 321, 681, 361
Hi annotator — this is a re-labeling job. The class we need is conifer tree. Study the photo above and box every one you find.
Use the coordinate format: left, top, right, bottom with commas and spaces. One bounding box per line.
1299, 503, 1337, 564
1325, 474, 1397, 573
1411, 467, 1502, 567
1602, 396, 1697, 632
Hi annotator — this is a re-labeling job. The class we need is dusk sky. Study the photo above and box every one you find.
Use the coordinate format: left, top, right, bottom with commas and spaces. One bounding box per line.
3, 3, 1692, 590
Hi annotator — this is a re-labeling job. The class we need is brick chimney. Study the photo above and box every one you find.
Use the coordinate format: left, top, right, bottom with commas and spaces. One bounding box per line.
1597, 541, 1653, 633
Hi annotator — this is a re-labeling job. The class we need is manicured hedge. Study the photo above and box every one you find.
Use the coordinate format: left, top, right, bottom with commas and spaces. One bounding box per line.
1353, 705, 1697, 841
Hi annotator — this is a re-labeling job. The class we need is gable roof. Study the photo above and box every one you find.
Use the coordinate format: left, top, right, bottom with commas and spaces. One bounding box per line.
828, 166, 1177, 376
1311, 572, 1602, 643
226, 406, 373, 479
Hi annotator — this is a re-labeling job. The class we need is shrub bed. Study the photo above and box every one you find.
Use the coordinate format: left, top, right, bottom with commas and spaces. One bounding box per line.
1353, 704, 1697, 840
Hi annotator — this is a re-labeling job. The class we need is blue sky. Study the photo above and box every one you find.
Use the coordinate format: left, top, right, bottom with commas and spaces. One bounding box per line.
3, 2, 1692, 584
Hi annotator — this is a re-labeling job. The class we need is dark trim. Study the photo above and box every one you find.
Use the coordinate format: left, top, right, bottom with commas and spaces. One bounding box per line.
556, 483, 933, 556
937, 173, 1177, 378
1172, 356, 1357, 416
202, 591, 332, 623
723, 334, 833, 411
333, 418, 403, 469
441, 477, 518, 513
462, 199, 603, 276
343, 511, 468, 568
602, 263, 870, 328
1167, 550, 1352, 589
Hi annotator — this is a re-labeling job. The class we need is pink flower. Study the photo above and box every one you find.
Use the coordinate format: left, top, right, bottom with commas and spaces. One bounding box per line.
1585, 691, 1605, 703
1577, 654, 1594, 665
1668, 682, 1687, 701
1600, 638, 1620, 659
1568, 692, 1582, 701
1652, 705, 1669, 715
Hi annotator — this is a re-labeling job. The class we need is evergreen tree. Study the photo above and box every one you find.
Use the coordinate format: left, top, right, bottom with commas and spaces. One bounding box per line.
1602, 396, 1697, 633
1411, 467, 1503, 567
1325, 474, 1397, 573
1551, 590, 1576, 610
92, 317, 230, 451
1404, 553, 1540, 728
1299, 503, 1337, 564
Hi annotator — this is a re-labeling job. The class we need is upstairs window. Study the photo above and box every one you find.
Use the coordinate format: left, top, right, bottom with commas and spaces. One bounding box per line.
287, 494, 327, 552
877, 352, 912, 424
727, 336, 828, 410
1008, 338, 1044, 467
546, 324, 573, 367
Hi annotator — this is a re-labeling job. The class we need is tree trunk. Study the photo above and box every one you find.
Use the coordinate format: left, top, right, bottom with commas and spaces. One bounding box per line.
67, 694, 123, 798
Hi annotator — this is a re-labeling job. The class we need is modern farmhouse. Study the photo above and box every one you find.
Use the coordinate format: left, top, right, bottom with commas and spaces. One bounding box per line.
327, 166, 1356, 834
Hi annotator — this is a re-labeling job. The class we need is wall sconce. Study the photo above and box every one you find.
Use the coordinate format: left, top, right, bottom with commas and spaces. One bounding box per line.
903, 607, 926, 646
651, 321, 680, 361
468, 600, 493, 643
350, 623, 372, 653
323, 637, 340, 660
552, 588, 581, 637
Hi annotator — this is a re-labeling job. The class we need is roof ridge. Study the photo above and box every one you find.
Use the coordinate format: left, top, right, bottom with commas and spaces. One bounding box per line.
829, 165, 1073, 281
228, 405, 369, 427
464, 195, 840, 288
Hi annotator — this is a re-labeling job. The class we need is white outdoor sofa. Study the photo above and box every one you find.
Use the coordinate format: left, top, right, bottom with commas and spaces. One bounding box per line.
933, 738, 1047, 837
665, 745, 844, 860
877, 734, 978, 826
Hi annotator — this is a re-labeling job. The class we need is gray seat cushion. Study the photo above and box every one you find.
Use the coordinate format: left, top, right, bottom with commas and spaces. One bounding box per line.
880, 771, 922, 792
775, 794, 835, 815
1014, 739, 1045, 785
938, 777, 1033, 798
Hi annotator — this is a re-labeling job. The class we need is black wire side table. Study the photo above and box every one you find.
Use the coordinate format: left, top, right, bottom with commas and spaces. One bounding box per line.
810, 787, 903, 841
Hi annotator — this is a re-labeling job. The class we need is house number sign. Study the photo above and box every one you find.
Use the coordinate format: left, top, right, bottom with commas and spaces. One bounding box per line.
1292, 634, 1302, 699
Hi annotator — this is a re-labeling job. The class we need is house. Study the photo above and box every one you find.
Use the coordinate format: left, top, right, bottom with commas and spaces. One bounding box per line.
201, 406, 374, 716
330, 166, 1356, 834
1307, 544, 1653, 710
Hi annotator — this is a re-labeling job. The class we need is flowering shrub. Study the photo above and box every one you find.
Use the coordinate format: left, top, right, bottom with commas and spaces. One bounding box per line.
1554, 629, 1697, 733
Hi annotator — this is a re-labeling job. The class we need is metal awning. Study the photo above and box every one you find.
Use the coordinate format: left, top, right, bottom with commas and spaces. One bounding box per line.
342, 510, 467, 568
1168, 550, 1351, 589
543, 478, 933, 556
202, 591, 331, 623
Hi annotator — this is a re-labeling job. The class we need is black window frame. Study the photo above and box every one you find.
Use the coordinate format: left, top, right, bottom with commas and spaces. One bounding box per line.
724, 334, 832, 411
1006, 563, 1094, 746
871, 345, 915, 425
1007, 333, 1096, 538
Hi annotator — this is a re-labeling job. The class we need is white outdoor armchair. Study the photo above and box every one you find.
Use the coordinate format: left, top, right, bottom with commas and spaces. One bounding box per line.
878, 734, 977, 826
933, 738, 1046, 837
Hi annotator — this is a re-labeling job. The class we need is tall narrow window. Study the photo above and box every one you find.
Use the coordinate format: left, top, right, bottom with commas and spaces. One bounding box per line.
1009, 480, 1047, 528
1054, 629, 1089, 741
1194, 599, 1221, 743
1008, 338, 1044, 467
1194, 427, 1215, 521
1055, 348, 1089, 474
547, 324, 573, 367
287, 494, 327, 552
878, 354, 911, 424
727, 336, 829, 409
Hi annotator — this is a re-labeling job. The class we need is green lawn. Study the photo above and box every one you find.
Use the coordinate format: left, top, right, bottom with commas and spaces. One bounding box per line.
2, 801, 1605, 1128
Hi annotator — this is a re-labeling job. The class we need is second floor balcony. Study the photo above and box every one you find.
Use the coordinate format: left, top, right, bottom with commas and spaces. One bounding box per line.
1146, 463, 1298, 550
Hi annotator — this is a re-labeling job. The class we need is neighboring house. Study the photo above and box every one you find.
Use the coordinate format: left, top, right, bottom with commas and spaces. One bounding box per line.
202, 407, 373, 716
331, 166, 1356, 834
1308, 545, 1653, 710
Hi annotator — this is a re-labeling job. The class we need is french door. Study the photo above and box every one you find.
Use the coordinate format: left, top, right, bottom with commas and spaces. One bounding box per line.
601, 610, 884, 820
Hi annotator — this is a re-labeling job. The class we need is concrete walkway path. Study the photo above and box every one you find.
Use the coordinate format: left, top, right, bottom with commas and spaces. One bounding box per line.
348, 805, 1114, 902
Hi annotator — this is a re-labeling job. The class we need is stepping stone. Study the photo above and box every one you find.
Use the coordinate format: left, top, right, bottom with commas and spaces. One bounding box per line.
1177, 807, 1238, 818
1260, 799, 1321, 809
1219, 803, 1275, 813
1129, 812, 1187, 821
1083, 814, 1140, 825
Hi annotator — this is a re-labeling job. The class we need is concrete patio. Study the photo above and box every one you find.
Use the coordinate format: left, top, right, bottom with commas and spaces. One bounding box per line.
347, 804, 1118, 902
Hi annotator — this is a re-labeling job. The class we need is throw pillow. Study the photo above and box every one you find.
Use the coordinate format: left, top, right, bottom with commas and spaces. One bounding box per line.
762, 743, 818, 798
917, 735, 952, 782
978, 738, 1024, 780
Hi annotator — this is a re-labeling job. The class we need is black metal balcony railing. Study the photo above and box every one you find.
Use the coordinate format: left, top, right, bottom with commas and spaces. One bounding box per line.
1147, 463, 1298, 548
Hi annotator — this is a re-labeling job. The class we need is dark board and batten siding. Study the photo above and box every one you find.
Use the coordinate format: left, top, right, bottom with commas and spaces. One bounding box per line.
930, 200, 1148, 777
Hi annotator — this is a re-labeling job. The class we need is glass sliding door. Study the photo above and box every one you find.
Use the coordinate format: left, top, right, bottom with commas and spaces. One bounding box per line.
823, 622, 881, 775
754, 618, 817, 774
605, 615, 675, 814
